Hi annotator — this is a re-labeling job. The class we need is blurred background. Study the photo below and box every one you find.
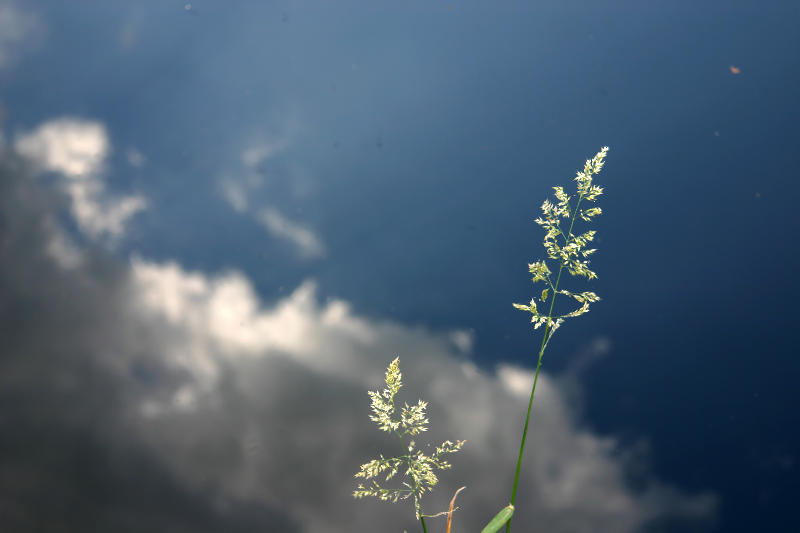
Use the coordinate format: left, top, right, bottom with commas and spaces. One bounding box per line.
1, 1, 798, 532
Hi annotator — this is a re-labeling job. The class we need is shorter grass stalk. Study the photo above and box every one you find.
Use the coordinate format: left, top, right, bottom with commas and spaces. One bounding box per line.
353, 358, 464, 532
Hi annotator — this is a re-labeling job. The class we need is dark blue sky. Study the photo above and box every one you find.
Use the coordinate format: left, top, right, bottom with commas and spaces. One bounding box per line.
1, 1, 798, 532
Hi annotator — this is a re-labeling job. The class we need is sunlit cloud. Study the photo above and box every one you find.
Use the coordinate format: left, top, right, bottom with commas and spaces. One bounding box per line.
14, 118, 148, 243
15, 119, 108, 178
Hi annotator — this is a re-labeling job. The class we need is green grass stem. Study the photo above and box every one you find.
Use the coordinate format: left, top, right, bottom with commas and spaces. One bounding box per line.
505, 196, 584, 532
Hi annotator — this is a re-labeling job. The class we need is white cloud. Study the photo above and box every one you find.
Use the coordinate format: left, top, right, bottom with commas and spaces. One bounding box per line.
125, 257, 717, 533
15, 118, 148, 242
256, 207, 325, 258
15, 119, 108, 178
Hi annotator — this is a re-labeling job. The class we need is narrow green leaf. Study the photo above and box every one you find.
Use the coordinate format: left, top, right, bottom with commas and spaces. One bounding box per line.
480, 504, 514, 533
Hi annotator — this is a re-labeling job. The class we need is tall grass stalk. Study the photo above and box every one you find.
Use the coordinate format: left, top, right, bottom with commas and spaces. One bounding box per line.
505, 146, 608, 531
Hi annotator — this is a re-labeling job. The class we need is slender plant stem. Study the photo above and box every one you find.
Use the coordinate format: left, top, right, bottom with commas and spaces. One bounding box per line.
505, 196, 584, 532
402, 446, 427, 533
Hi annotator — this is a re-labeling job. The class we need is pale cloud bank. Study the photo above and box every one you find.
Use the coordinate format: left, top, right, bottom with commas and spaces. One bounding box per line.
14, 117, 148, 244
0, 156, 717, 532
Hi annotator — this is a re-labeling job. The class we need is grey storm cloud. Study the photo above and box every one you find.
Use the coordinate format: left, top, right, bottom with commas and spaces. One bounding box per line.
0, 146, 717, 532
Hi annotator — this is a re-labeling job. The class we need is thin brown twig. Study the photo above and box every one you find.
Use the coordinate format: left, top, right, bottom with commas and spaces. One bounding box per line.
445, 487, 466, 533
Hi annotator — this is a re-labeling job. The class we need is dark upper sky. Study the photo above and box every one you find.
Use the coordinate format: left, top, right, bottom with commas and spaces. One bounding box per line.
1, 1, 798, 532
